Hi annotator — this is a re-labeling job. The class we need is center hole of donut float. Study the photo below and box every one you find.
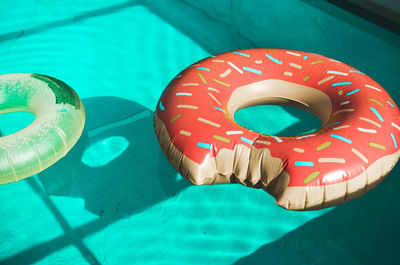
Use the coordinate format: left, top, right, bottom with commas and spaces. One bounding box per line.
0, 111, 36, 137
234, 104, 321, 137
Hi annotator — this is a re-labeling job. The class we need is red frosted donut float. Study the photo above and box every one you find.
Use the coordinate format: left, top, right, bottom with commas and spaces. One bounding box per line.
154, 49, 400, 210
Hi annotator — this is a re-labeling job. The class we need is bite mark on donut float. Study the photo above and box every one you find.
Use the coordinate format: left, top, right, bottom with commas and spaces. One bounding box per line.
154, 49, 400, 210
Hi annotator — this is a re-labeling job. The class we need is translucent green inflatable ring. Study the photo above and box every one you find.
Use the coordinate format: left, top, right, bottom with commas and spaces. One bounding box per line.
0, 73, 85, 184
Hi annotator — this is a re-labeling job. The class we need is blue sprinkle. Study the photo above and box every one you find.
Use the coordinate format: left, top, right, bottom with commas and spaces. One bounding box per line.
330, 134, 352, 144
303, 56, 308, 60
265, 53, 282, 64
60, 109, 67, 113
159, 101, 165, 111
294, 161, 314, 167
328, 121, 340, 126
332, 82, 352, 87
233, 51, 250, 57
240, 137, 254, 145
391, 133, 398, 149
346, 88, 360, 96
214, 106, 227, 113
370, 107, 384, 122
349, 70, 365, 74
197, 67, 210, 71
242, 67, 262, 75
197, 142, 212, 149
387, 101, 395, 108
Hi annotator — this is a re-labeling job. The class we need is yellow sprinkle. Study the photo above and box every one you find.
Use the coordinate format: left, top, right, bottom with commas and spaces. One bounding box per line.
333, 125, 350, 130
369, 142, 386, 150
289, 63, 302, 69
167, 86, 176, 90
338, 90, 344, 95
317, 75, 334, 85
293, 147, 305, 153
368, 98, 383, 107
213, 135, 231, 143
304, 171, 320, 184
310, 60, 323, 65
255, 140, 271, 145
213, 78, 230, 87
333, 109, 354, 116
170, 114, 182, 123
198, 73, 207, 84
303, 75, 310, 81
316, 141, 331, 151
179, 130, 191, 136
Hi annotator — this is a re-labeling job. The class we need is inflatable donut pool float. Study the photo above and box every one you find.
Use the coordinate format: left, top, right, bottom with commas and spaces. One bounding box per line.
0, 73, 85, 184
154, 49, 400, 210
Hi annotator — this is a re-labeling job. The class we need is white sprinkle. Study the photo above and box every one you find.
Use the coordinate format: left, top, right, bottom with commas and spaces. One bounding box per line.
176, 92, 192, 96
289, 63, 302, 69
293, 147, 305, 153
174, 75, 182, 79
226, 130, 243, 135
392, 122, 400, 131
318, 76, 334, 85
333, 125, 350, 130
296, 134, 316, 139
318, 158, 346, 163
327, 70, 348, 76
177, 105, 198, 109
198, 117, 221, 127
207, 87, 219, 93
212, 60, 225, 63
359, 117, 382, 128
352, 148, 368, 163
284, 71, 293, 76
329, 59, 342, 63
333, 109, 354, 116
365, 84, 381, 92
357, 128, 377, 133
286, 51, 301, 56
182, 83, 199, 86
179, 130, 192, 136
255, 140, 271, 145
273, 136, 283, 143
208, 92, 221, 105
227, 61, 243, 74
255, 60, 263, 64
219, 68, 232, 78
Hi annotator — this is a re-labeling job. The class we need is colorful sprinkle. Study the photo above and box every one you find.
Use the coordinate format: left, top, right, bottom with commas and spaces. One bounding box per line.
213, 78, 230, 87
159, 101, 165, 111
359, 117, 382, 128
241, 137, 254, 145
295, 161, 314, 167
170, 114, 182, 123
328, 121, 340, 126
265, 53, 282, 64
197, 67, 210, 71
330, 134, 352, 144
332, 82, 352, 87
304, 171, 320, 184
208, 92, 221, 105
198, 73, 207, 84
214, 106, 226, 113
303, 56, 308, 60
340, 101, 350, 105
219, 68, 232, 78
198, 117, 221, 127
180, 130, 191, 136
227, 61, 243, 73
233, 51, 250, 57
226, 131, 243, 135
289, 63, 302, 69
327, 70, 348, 76
197, 142, 212, 149
357, 128, 377, 133
368, 98, 383, 107
176, 92, 192, 96
352, 148, 368, 163
177, 105, 198, 109
316, 141, 331, 151
369, 142, 386, 150
318, 158, 346, 163
391, 133, 398, 148
365, 84, 381, 92
310, 60, 323, 65
286, 51, 301, 56
346, 88, 360, 96
387, 100, 395, 108
293, 147, 305, 153
370, 107, 384, 122
213, 135, 231, 143
303, 75, 310, 81
318, 76, 334, 85
243, 66, 262, 75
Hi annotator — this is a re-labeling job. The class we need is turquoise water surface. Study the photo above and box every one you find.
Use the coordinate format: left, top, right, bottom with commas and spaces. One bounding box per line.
1, 1, 400, 264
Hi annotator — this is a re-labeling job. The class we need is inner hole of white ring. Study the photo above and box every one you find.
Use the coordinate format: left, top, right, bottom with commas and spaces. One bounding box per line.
227, 79, 333, 137
0, 111, 36, 137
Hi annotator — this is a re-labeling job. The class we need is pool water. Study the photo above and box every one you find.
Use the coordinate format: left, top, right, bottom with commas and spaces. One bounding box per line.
1, 1, 400, 264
